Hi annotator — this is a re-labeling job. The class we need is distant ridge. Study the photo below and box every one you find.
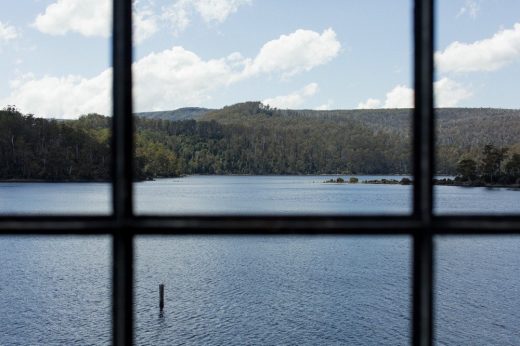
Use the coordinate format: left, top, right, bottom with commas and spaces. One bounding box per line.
136, 107, 213, 120
2, 102, 519, 179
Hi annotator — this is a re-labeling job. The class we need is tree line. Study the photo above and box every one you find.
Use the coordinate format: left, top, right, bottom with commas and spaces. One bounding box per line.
0, 106, 110, 181
1, 102, 519, 181
456, 144, 520, 185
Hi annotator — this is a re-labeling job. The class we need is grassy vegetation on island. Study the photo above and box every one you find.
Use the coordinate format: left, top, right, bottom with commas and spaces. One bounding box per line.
1, 102, 519, 183
324, 145, 520, 187
324, 177, 412, 185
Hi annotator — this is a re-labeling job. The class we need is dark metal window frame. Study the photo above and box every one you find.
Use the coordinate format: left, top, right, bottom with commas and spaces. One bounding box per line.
1, 1, 519, 345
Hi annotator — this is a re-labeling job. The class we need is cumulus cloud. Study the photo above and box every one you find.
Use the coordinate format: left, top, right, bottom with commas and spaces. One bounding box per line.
133, 47, 242, 111
33, 0, 157, 43
436, 22, 520, 73
162, 1, 191, 35
163, 0, 251, 35
2, 28, 340, 117
457, 0, 480, 19
194, 0, 252, 23
383, 85, 414, 108
133, 0, 159, 43
263, 83, 319, 109
2, 71, 111, 118
434, 77, 473, 107
357, 78, 472, 109
34, 0, 111, 37
243, 28, 341, 78
357, 98, 381, 110
34, 0, 250, 42
315, 100, 334, 111
0, 21, 19, 42
1, 47, 238, 117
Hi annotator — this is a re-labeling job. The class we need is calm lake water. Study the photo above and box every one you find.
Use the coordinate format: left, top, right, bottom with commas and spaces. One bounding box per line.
1, 175, 519, 215
0, 176, 519, 345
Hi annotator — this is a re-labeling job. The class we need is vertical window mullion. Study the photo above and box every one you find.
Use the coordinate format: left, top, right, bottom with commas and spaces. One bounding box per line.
412, 0, 435, 345
112, 0, 134, 345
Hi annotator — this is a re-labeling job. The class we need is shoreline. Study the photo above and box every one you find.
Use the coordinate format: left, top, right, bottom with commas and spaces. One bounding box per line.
0, 173, 413, 183
0, 179, 111, 183
0, 178, 152, 183
1, 175, 518, 189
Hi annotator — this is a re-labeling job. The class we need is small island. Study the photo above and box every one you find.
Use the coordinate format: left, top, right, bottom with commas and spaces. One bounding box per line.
364, 177, 412, 185
324, 177, 412, 185
324, 177, 355, 184
323, 144, 520, 189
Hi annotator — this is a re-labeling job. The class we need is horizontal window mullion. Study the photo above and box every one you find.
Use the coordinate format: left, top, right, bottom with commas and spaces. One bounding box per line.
1, 215, 520, 234
0, 217, 115, 234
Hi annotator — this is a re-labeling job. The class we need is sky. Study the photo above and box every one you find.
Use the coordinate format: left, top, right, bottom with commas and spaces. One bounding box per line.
0, 0, 519, 118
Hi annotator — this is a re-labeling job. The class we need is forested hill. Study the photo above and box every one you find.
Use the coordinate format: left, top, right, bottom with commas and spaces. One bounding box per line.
140, 103, 520, 148
197, 103, 520, 173
201, 103, 520, 147
135, 107, 212, 120
1, 103, 519, 181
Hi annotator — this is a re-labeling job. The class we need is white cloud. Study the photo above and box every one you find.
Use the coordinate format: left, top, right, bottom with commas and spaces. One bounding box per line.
315, 100, 334, 110
35, 0, 250, 40
384, 85, 414, 108
263, 83, 319, 109
1, 47, 237, 117
243, 28, 341, 78
133, 0, 159, 43
434, 77, 473, 107
194, 0, 252, 23
163, 0, 251, 35
133, 47, 241, 111
161, 1, 191, 35
3, 28, 341, 117
436, 22, 520, 73
2, 70, 111, 118
34, 0, 111, 37
0, 21, 19, 42
33, 0, 157, 43
357, 78, 472, 109
357, 98, 381, 110
457, 0, 480, 19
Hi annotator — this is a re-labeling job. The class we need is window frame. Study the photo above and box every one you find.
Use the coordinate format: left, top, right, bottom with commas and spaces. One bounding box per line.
1, 0, 520, 345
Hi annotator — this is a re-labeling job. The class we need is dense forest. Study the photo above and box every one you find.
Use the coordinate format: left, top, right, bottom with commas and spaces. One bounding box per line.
0, 106, 110, 181
1, 102, 519, 181
455, 144, 520, 185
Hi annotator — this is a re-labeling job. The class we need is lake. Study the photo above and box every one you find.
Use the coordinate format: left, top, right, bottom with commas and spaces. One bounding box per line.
1, 175, 520, 215
0, 176, 519, 345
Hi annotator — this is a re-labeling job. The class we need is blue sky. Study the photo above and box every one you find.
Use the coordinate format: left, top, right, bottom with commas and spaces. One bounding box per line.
0, 0, 519, 118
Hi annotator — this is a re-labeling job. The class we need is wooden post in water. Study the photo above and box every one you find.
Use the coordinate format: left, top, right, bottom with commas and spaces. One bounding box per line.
159, 284, 165, 311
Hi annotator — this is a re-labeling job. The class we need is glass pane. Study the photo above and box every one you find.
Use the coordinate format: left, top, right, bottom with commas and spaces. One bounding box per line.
435, 236, 520, 345
133, 0, 413, 215
434, 1, 520, 214
0, 236, 111, 345
0, 0, 112, 215
136, 236, 410, 344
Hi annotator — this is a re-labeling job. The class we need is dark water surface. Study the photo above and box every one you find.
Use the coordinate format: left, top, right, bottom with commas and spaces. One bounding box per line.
0, 176, 519, 345
0, 237, 111, 345
135, 237, 410, 345
435, 236, 520, 346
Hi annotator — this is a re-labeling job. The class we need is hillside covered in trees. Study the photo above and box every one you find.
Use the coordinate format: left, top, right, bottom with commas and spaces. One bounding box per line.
1, 102, 519, 181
